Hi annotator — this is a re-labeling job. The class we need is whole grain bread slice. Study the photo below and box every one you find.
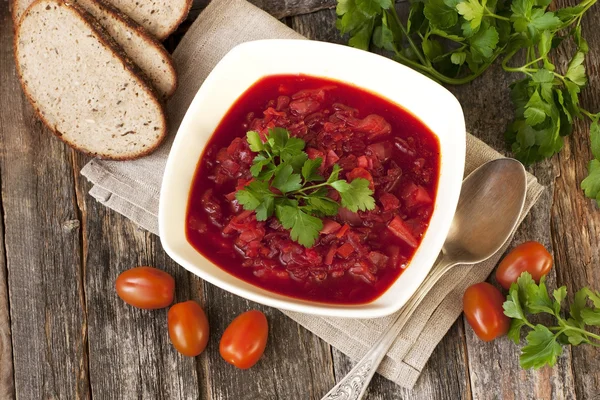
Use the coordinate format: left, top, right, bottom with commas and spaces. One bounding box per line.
12, 0, 177, 99
103, 0, 192, 40
15, 0, 167, 160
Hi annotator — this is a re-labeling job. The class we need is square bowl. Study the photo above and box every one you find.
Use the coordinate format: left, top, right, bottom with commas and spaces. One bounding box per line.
159, 39, 465, 318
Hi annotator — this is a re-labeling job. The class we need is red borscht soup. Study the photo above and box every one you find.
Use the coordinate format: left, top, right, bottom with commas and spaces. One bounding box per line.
186, 75, 440, 304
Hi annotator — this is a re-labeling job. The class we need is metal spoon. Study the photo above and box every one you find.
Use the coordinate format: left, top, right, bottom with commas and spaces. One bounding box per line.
321, 158, 527, 400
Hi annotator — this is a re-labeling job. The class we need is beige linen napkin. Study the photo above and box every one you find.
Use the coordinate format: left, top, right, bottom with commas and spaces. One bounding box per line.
81, 0, 544, 389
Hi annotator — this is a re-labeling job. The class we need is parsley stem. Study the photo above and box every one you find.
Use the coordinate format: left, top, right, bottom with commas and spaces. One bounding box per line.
563, 326, 600, 342
484, 7, 510, 21
387, 6, 428, 67
292, 181, 330, 194
580, 108, 597, 120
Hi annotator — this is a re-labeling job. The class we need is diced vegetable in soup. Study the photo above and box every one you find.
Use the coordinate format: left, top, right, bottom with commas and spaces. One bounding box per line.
186, 75, 440, 304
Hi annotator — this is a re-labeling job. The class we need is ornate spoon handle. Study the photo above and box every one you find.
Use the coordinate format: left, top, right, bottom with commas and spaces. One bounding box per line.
321, 258, 456, 400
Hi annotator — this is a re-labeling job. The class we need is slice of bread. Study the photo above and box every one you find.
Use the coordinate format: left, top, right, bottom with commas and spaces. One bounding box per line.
12, 0, 177, 99
103, 0, 192, 40
15, 0, 167, 160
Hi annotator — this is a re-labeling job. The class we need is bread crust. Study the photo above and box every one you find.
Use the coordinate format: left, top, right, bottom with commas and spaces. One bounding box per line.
86, 0, 178, 98
162, 0, 193, 40
14, 0, 168, 160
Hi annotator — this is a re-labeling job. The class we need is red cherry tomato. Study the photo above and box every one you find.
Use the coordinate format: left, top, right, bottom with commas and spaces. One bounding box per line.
495, 241, 553, 290
116, 266, 175, 309
220, 310, 268, 369
168, 301, 210, 357
463, 282, 510, 342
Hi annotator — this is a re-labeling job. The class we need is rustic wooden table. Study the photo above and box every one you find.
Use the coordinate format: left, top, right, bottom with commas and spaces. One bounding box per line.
1, 0, 599, 399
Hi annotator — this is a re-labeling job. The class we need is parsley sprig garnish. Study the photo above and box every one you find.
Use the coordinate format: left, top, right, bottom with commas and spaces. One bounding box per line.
235, 128, 375, 247
335, 0, 599, 201
503, 272, 600, 369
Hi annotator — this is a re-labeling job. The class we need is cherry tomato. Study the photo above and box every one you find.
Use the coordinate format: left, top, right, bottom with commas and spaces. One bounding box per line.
168, 301, 210, 357
116, 266, 175, 309
495, 241, 553, 290
220, 310, 268, 369
463, 282, 510, 342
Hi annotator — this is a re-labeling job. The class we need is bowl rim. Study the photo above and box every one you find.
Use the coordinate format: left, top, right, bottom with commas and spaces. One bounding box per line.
159, 39, 466, 318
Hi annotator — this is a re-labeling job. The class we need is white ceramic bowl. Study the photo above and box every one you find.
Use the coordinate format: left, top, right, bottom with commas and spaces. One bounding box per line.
159, 39, 465, 318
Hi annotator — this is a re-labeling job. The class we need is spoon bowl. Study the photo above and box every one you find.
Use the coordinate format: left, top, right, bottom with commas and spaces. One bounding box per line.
443, 158, 527, 264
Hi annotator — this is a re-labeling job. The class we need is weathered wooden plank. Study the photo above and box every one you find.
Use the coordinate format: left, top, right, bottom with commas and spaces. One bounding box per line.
189, 0, 336, 21
331, 321, 471, 400
446, 55, 576, 400
70, 155, 203, 399
202, 284, 336, 400
0, 183, 14, 399
0, 5, 90, 399
445, 0, 600, 396
548, 1, 600, 397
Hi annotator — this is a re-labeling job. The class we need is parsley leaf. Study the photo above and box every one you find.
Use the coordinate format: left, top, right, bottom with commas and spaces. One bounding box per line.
520, 325, 563, 369
565, 51, 587, 87
331, 178, 375, 212
581, 159, 600, 201
456, 0, 484, 31
306, 197, 340, 216
250, 154, 272, 178
277, 205, 323, 248
273, 165, 302, 194
424, 0, 458, 29
469, 24, 499, 61
236, 180, 274, 212
590, 119, 600, 159
302, 158, 325, 182
246, 131, 264, 152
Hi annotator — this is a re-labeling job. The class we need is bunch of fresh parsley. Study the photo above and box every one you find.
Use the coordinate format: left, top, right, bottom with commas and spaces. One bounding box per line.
336, 0, 599, 201
503, 272, 600, 369
235, 128, 375, 247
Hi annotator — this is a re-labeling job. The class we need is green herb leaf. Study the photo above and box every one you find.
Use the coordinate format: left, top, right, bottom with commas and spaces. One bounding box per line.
236, 180, 274, 211
246, 131, 264, 152
306, 196, 340, 216
327, 164, 343, 183
250, 154, 272, 178
302, 158, 325, 182
333, 178, 376, 212
456, 0, 484, 31
564, 329, 586, 346
424, 0, 459, 29
277, 205, 323, 248
255, 196, 275, 221
590, 119, 600, 160
581, 308, 600, 326
524, 90, 551, 126
508, 318, 526, 344
451, 51, 467, 65
584, 287, 600, 308
553, 286, 567, 314
524, 275, 555, 314
273, 165, 302, 194
570, 287, 589, 326
504, 282, 527, 320
520, 324, 562, 369
581, 159, 600, 201
565, 51, 587, 87
469, 25, 499, 61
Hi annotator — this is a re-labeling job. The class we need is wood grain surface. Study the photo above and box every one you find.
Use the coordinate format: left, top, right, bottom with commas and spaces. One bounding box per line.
1, 0, 600, 399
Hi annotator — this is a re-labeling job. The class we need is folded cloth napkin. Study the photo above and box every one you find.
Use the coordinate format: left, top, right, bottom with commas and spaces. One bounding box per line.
81, 0, 544, 389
